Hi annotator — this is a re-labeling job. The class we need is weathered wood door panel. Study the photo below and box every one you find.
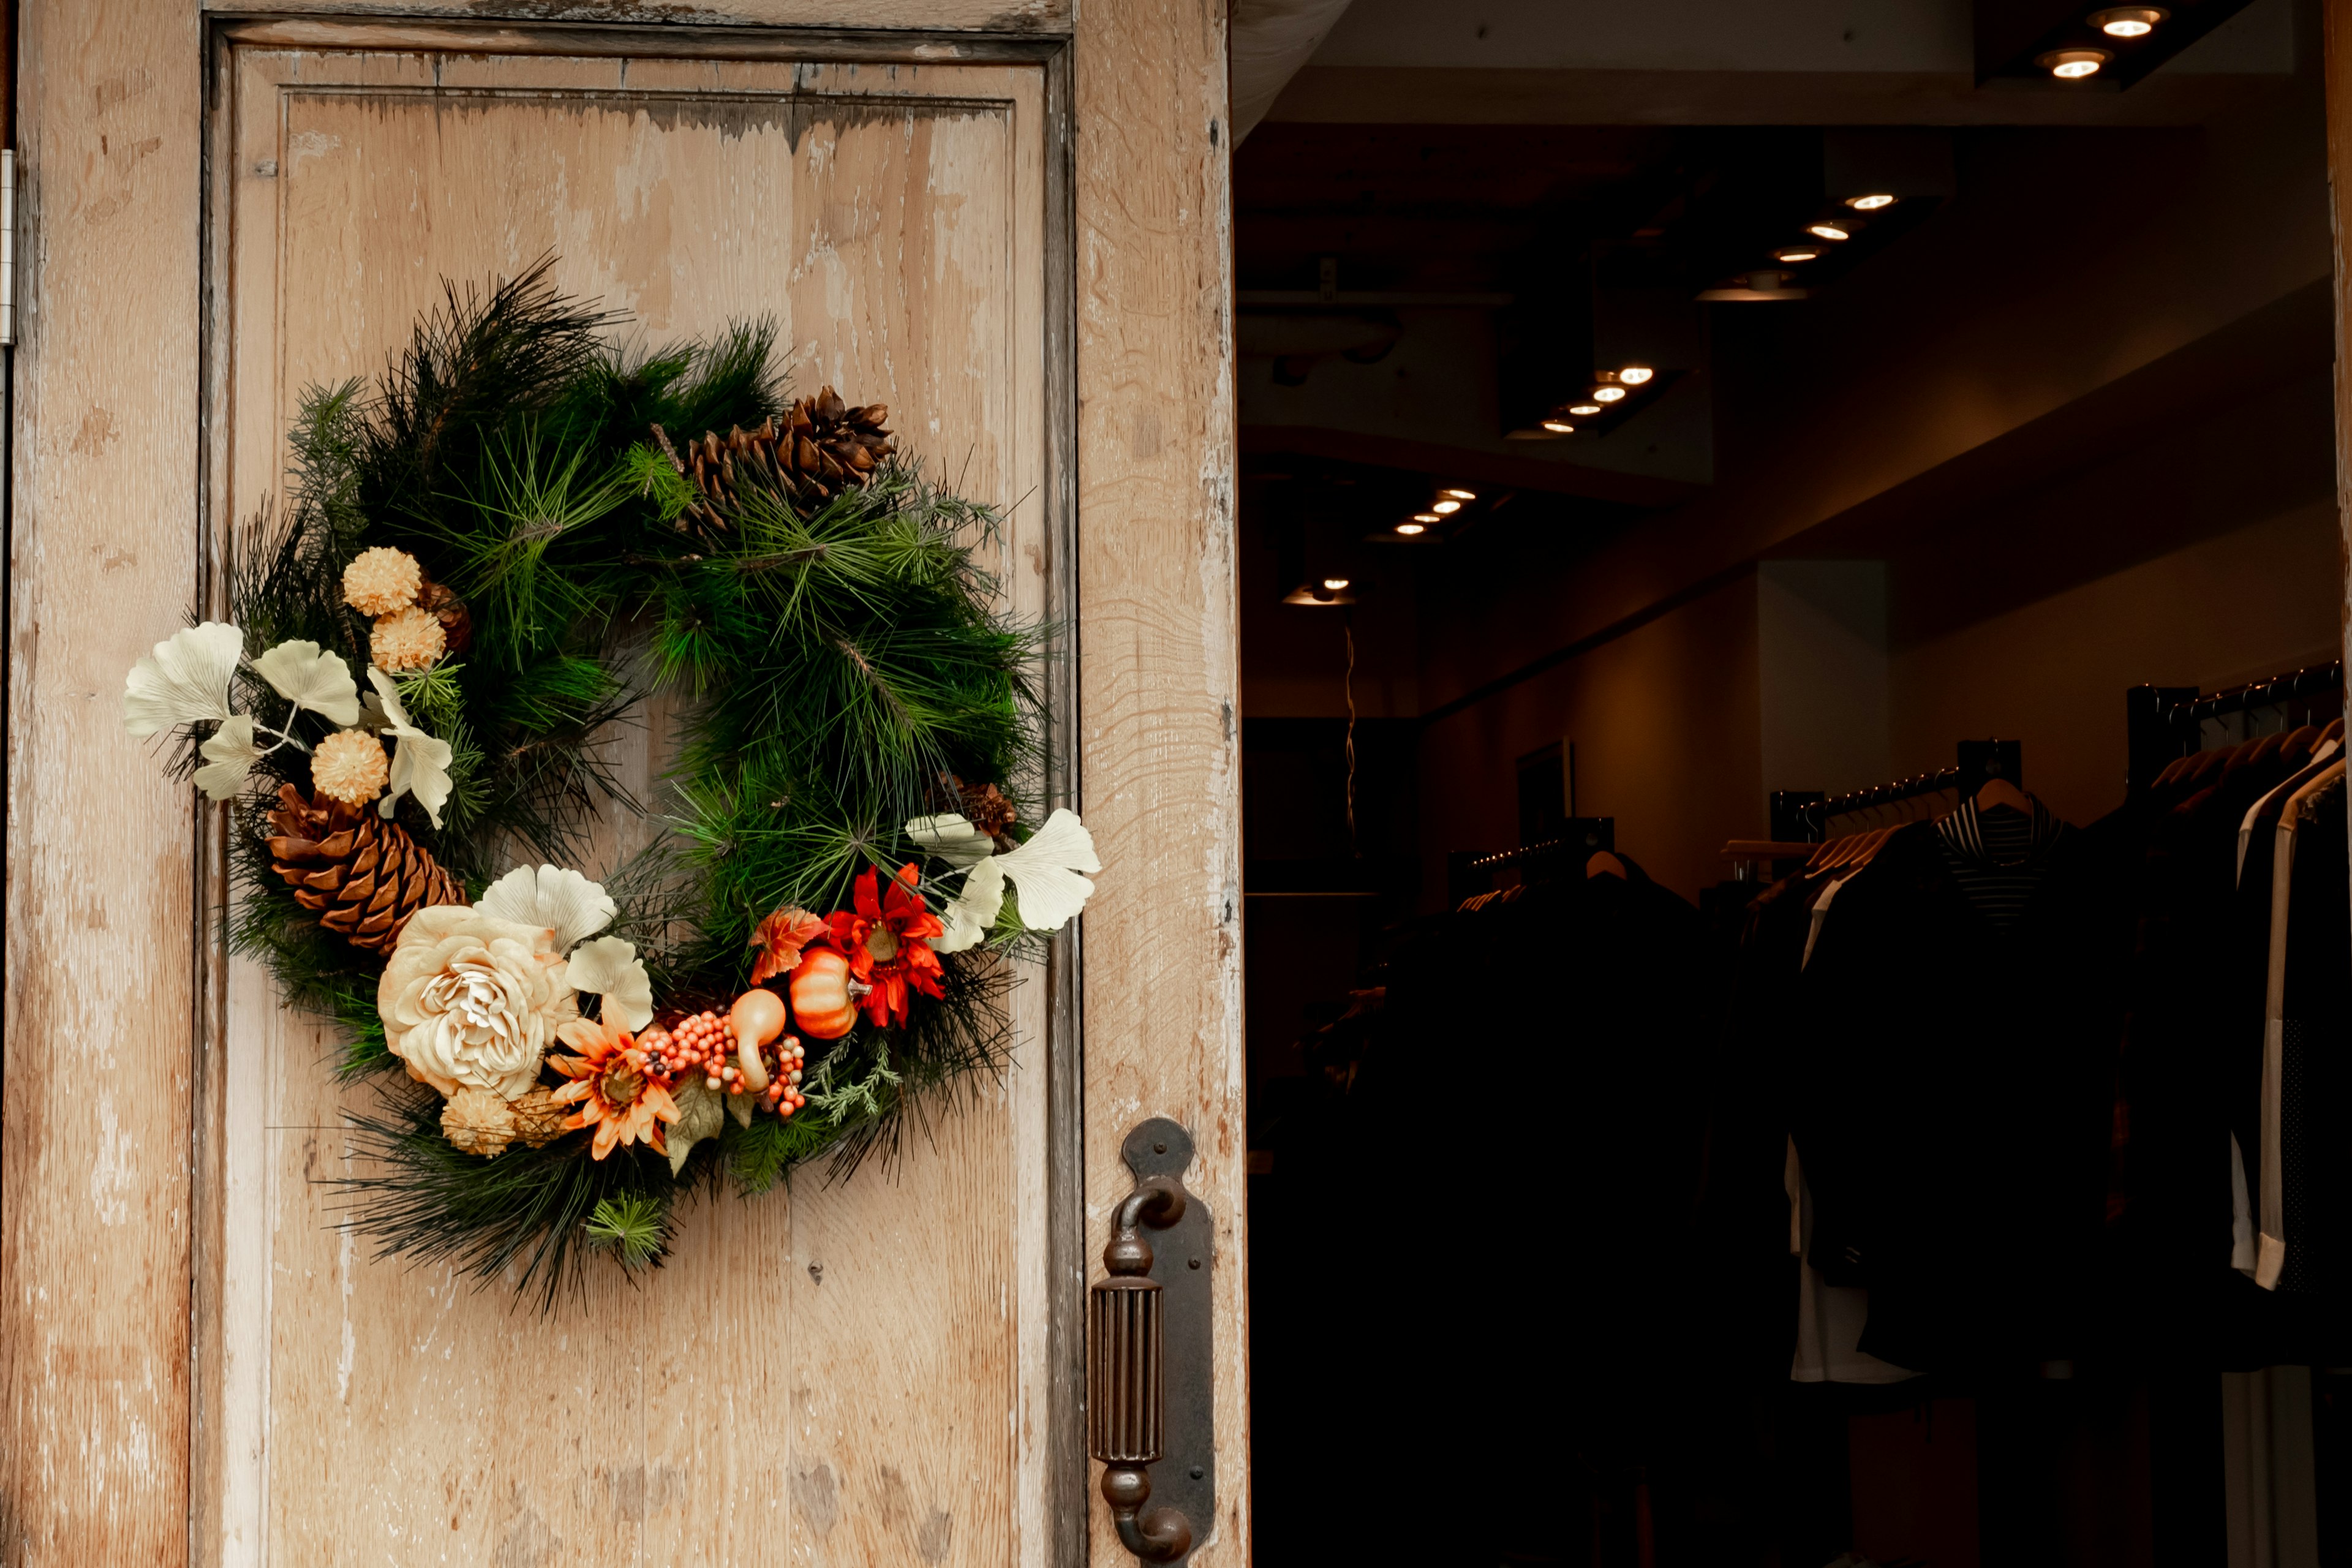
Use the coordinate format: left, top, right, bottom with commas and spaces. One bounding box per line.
206, 40, 1053, 1567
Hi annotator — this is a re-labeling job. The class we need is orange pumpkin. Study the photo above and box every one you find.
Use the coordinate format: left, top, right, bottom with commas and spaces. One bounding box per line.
788, 948, 859, 1040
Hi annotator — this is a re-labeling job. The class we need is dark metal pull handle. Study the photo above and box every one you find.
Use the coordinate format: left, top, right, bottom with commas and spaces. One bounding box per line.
1088, 1119, 1212, 1564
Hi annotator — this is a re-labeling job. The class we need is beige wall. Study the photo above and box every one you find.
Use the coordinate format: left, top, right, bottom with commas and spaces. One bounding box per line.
1417, 571, 1762, 904
1890, 499, 2343, 829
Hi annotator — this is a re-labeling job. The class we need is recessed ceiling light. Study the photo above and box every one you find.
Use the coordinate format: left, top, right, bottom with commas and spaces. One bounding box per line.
2040, 47, 2108, 77
1412, 511, 1442, 522
1618, 366, 1654, 385
1395, 522, 1426, 535
2090, 7, 2165, 37
1592, 385, 1627, 403
1569, 404, 1602, 417
1845, 194, 1895, 211
1321, 577, 1351, 591
1541, 420, 1575, 434
1774, 246, 1822, 263
1431, 499, 1463, 514
1807, 223, 1852, 242
1441, 487, 1477, 500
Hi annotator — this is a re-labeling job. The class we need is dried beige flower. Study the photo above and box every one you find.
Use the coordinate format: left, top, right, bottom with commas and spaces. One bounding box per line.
342, 546, 423, 617
440, 1087, 520, 1158
371, 606, 447, 673
378, 906, 577, 1099
311, 728, 389, 806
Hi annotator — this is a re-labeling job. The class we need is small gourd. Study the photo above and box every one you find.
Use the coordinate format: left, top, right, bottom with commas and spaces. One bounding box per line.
789, 948, 860, 1040
729, 987, 788, 1093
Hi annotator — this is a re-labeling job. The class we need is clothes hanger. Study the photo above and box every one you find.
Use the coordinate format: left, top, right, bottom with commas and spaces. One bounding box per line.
1973, 775, 2033, 815
1585, 850, 1627, 880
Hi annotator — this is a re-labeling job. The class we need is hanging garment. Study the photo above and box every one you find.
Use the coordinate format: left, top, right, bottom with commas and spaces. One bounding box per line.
1792, 804, 2136, 1373
2253, 764, 2347, 1296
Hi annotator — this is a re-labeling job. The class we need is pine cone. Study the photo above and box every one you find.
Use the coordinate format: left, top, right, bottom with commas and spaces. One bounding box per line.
959, 780, 1018, 841
658, 385, 894, 533
263, 784, 467, 953
417, 576, 473, 657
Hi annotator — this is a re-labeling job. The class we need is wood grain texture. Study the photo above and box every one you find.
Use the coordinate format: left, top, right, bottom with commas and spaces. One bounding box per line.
1071, 0, 1250, 1562
198, 43, 1057, 1567
1, 2, 206, 1562
209, 1, 1071, 35
2330, 0, 2352, 870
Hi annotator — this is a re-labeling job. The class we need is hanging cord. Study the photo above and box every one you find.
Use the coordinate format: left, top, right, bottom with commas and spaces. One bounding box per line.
1343, 611, 1359, 856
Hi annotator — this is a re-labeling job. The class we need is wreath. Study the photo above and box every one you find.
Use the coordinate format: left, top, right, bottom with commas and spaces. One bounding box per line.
120, 263, 1094, 1305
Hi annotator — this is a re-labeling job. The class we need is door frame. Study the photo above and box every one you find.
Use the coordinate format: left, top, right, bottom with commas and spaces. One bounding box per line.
3, 2, 1245, 1564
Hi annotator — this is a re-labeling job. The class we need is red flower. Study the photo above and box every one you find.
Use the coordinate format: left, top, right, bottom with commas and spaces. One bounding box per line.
825, 864, 946, 1028
748, 905, 827, 986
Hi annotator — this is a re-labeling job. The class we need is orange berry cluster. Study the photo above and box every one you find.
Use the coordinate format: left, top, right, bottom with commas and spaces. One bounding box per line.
763, 1036, 809, 1118
636, 1011, 810, 1117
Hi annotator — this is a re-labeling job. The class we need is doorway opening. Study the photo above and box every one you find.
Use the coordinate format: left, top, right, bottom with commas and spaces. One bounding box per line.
1234, 1, 2351, 1563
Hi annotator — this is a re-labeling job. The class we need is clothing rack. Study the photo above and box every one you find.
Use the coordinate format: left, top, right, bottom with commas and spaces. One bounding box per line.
2126, 662, 2345, 794
1724, 741, 2023, 869
1449, 816, 1616, 905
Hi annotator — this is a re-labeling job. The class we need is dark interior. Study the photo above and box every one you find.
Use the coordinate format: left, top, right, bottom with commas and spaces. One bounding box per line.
1236, 1, 2351, 1562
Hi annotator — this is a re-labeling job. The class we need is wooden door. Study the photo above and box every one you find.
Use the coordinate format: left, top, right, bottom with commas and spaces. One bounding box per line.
4, 6, 1245, 1567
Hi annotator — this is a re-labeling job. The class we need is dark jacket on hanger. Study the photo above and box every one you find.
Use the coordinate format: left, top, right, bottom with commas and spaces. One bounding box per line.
1789, 802, 2136, 1373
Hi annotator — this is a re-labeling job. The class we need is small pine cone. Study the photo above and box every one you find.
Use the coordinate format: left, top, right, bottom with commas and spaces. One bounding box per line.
344, 546, 423, 617
441, 1087, 519, 1158
371, 605, 446, 672
668, 385, 894, 524
417, 577, 473, 657
263, 784, 467, 952
959, 781, 1017, 839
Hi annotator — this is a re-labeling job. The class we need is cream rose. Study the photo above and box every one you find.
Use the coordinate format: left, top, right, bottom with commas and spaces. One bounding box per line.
377, 906, 577, 1099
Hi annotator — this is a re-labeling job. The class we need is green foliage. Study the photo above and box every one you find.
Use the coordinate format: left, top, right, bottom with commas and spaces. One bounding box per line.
228, 262, 1039, 1304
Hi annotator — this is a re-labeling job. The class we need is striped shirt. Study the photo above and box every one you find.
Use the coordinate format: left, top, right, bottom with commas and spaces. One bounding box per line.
1935, 794, 2067, 927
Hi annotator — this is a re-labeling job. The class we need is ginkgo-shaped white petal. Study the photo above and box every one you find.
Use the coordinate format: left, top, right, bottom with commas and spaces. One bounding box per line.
995, 809, 1101, 933
478, 862, 617, 954
252, 639, 361, 726
932, 857, 1006, 955
567, 935, 654, 1030
366, 668, 455, 830
905, 812, 998, 869
193, 715, 262, 801
123, 622, 244, 737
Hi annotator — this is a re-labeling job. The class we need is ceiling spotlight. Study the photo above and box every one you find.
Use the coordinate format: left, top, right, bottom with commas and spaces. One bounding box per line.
1395, 522, 1427, 536
1618, 366, 1654, 386
2090, 6, 2165, 36
2040, 47, 2108, 77
1774, 246, 1822, 263
1592, 385, 1627, 403
1431, 499, 1463, 514
1845, 194, 1895, 211
1412, 511, 1443, 523
1441, 487, 1477, 500
1541, 420, 1576, 434
1807, 222, 1852, 241
1569, 403, 1602, 417
1321, 577, 1351, 591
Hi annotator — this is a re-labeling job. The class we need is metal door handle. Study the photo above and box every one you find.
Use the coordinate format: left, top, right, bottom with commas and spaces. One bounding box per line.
1088, 1118, 1213, 1564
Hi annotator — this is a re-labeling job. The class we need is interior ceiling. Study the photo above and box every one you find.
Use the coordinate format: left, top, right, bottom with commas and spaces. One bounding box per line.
1233, 0, 2301, 590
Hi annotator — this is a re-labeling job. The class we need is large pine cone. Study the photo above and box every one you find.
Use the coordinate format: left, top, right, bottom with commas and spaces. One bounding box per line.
263, 785, 467, 953
657, 385, 894, 533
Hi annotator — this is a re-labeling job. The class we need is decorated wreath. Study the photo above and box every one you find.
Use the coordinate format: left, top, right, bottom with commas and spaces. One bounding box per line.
121, 263, 1093, 1304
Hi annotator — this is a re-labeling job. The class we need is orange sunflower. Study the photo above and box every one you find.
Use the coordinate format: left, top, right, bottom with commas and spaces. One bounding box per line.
549, 1016, 681, 1160
825, 864, 946, 1028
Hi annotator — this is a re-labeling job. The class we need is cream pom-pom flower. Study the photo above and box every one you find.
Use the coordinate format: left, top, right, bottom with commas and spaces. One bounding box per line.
311, 728, 390, 807
342, 546, 423, 618
371, 605, 447, 673
377, 906, 577, 1100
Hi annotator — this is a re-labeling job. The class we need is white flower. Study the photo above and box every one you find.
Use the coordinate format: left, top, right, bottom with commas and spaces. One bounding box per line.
994, 809, 1101, 932
365, 668, 454, 829
565, 935, 654, 1031
123, 622, 244, 737
933, 856, 1005, 954
378, 906, 576, 1099
927, 809, 1101, 954
905, 812, 998, 869
193, 715, 263, 801
478, 863, 617, 954
252, 639, 361, 726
